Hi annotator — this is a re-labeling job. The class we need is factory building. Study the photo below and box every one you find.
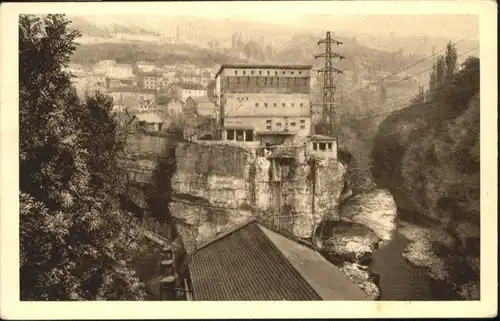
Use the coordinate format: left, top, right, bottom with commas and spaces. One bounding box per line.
215, 64, 313, 146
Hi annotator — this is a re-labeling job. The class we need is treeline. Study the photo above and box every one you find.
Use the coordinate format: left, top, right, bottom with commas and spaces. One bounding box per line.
71, 41, 247, 67
20, 14, 145, 300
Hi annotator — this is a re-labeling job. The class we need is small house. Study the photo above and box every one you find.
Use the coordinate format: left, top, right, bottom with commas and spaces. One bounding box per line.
307, 134, 337, 159
129, 112, 165, 132
185, 96, 217, 119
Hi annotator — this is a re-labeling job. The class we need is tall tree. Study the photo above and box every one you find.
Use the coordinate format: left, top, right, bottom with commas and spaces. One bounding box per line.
444, 41, 458, 82
19, 14, 145, 300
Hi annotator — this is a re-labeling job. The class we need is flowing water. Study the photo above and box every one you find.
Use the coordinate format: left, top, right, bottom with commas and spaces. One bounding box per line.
342, 189, 449, 300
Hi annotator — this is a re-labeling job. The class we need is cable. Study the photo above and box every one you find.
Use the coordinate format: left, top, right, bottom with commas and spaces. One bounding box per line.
341, 32, 478, 101
335, 75, 479, 126
340, 45, 479, 113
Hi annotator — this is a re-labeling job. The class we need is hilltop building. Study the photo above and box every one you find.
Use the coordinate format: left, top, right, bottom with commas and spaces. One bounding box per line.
215, 64, 313, 145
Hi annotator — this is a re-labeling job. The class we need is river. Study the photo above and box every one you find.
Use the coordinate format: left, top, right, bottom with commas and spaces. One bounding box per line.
341, 189, 459, 300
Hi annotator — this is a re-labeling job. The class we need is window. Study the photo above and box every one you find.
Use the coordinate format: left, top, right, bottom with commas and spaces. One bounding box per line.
319, 143, 326, 151
245, 130, 254, 141
236, 130, 244, 141
226, 130, 235, 140
266, 125, 272, 130
313, 142, 318, 151
251, 71, 254, 75
267, 71, 270, 75
291, 103, 295, 107
266, 120, 272, 124
276, 122, 282, 127
282, 103, 286, 107
243, 71, 246, 75
300, 119, 305, 124
259, 71, 262, 75
328, 143, 333, 150
300, 125, 305, 129
255, 103, 259, 107
275, 71, 278, 75
291, 71, 294, 75
282, 71, 285, 74
290, 122, 296, 127
300, 103, 304, 107
273, 103, 277, 107
264, 103, 268, 107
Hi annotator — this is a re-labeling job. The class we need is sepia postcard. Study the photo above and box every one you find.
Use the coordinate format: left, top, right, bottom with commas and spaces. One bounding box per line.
0, 0, 497, 319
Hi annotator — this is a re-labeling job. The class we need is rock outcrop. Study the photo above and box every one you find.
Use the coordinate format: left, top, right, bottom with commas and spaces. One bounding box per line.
167, 141, 347, 254
371, 91, 480, 299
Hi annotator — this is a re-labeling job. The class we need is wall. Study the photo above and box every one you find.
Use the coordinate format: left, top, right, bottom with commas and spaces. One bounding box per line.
224, 116, 311, 138
224, 93, 310, 117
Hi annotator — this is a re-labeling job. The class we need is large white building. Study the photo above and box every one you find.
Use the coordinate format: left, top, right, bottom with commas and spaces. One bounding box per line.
215, 64, 313, 145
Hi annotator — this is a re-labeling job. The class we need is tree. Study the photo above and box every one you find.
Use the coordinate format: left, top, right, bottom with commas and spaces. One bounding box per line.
19, 14, 145, 300
444, 41, 458, 83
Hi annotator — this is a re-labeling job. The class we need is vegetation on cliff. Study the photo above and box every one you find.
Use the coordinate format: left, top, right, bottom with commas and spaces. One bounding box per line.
370, 43, 480, 299
20, 14, 145, 300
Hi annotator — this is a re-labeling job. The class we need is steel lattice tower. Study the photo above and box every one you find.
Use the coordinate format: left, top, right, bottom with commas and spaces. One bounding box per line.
315, 31, 345, 140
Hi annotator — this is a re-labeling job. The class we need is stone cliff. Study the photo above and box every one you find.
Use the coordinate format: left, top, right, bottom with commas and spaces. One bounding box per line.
168, 141, 347, 254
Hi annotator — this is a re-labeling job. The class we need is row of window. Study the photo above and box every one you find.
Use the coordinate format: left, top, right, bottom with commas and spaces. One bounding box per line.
256, 102, 305, 108
265, 119, 306, 130
234, 70, 304, 76
312, 142, 334, 151
228, 76, 309, 86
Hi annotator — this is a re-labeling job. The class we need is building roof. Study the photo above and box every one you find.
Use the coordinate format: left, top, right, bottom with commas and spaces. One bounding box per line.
188, 220, 369, 301
132, 112, 164, 123
215, 64, 313, 78
309, 134, 335, 142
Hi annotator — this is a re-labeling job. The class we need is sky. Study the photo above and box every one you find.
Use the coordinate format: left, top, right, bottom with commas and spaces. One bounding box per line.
61, 1, 479, 40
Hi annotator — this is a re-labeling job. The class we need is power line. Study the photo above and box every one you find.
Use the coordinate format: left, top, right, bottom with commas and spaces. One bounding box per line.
340, 45, 479, 113
341, 32, 478, 101
335, 75, 479, 126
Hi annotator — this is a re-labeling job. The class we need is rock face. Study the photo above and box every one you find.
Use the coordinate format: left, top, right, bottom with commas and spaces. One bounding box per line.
372, 92, 480, 299
168, 142, 347, 254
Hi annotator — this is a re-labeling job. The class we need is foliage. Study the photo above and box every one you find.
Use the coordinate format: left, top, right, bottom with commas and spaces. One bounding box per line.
370, 52, 480, 298
19, 14, 145, 300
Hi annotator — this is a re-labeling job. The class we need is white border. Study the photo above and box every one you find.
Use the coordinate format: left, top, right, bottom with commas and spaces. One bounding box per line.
1, 1, 497, 319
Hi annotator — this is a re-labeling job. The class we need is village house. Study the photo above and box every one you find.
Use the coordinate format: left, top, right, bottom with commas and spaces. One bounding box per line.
106, 77, 138, 89
129, 112, 165, 132
179, 72, 201, 85
108, 63, 134, 79
108, 87, 156, 106
215, 64, 313, 145
162, 71, 177, 83
135, 61, 156, 73
200, 71, 212, 88
185, 96, 217, 119
306, 134, 338, 160
173, 83, 208, 101
139, 72, 163, 90
162, 97, 185, 117
89, 74, 107, 88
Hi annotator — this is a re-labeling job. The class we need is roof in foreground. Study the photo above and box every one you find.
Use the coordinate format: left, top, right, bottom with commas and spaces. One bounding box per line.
188, 220, 369, 301
216, 64, 313, 78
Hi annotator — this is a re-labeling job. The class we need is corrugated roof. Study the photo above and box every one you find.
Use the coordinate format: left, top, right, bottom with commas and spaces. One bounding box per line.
133, 113, 163, 123
188, 221, 321, 301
